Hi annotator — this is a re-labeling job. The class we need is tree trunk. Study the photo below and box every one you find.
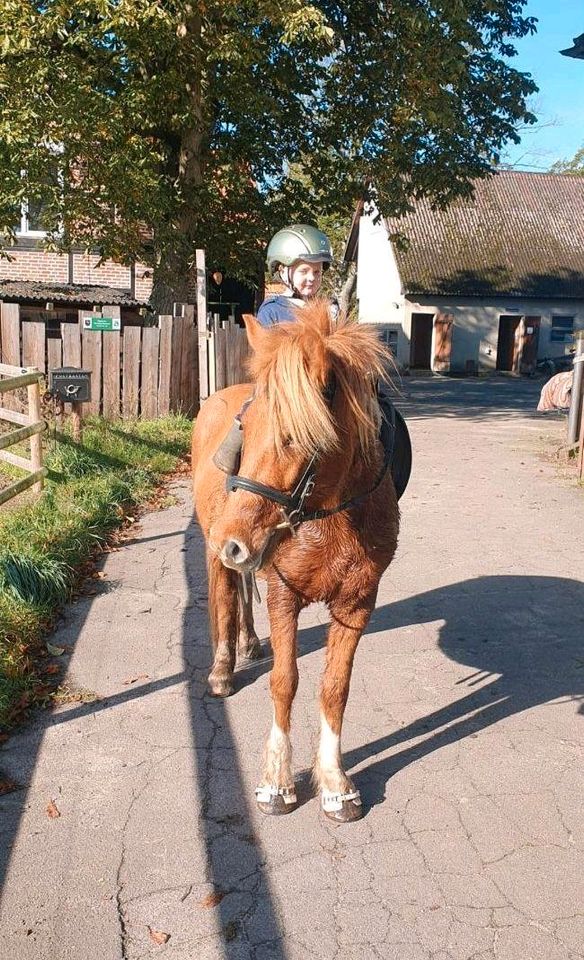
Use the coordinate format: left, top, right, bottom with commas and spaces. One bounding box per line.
338, 262, 357, 320
150, 254, 191, 315
150, 12, 205, 316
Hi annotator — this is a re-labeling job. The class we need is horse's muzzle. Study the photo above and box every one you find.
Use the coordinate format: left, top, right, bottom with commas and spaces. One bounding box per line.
219, 537, 252, 571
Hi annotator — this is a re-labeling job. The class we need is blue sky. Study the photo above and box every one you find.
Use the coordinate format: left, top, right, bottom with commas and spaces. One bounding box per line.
502, 0, 584, 169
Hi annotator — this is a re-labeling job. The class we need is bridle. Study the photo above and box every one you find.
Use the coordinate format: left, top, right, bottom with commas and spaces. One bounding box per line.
225, 379, 396, 535
226, 450, 320, 534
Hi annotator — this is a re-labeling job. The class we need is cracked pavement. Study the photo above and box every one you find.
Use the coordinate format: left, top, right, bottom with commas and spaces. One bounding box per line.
1, 376, 583, 960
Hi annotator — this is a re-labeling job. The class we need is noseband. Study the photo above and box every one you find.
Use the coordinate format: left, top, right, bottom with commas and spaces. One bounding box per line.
226, 451, 319, 532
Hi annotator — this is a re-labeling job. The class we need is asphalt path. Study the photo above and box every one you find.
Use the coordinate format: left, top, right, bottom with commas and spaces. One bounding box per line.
1, 376, 583, 960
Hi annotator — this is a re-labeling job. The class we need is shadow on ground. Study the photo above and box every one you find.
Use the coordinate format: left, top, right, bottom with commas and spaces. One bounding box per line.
397, 375, 562, 423
1, 513, 583, 957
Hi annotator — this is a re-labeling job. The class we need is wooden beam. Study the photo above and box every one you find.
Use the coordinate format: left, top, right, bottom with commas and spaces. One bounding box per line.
0, 449, 34, 471
0, 371, 42, 394
0, 406, 31, 426
0, 362, 27, 377
0, 420, 45, 452
0, 468, 47, 507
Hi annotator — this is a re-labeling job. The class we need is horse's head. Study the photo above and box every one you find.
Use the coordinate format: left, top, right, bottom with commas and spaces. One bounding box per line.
208, 300, 392, 573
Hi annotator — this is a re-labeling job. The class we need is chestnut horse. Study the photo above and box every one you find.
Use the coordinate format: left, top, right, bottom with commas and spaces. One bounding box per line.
192, 301, 399, 822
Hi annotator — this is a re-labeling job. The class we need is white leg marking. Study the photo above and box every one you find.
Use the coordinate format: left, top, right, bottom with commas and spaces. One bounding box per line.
260, 714, 294, 792
317, 714, 350, 795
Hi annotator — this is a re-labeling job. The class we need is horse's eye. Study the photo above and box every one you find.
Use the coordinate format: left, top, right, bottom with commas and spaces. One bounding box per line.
282, 437, 294, 449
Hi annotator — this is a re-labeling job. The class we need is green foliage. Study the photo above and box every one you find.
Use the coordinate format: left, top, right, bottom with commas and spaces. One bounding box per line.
0, 552, 70, 606
0, 0, 538, 301
551, 146, 584, 175
0, 414, 191, 728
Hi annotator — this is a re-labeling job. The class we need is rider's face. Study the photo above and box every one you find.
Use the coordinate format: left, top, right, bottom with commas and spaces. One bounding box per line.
287, 260, 323, 299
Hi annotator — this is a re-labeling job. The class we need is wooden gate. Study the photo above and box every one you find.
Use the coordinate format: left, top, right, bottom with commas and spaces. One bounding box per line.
0, 364, 45, 505
195, 249, 250, 401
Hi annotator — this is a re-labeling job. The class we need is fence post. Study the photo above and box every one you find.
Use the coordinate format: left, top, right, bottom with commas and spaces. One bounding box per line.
567, 332, 584, 445
26, 368, 44, 494
196, 249, 209, 405
578, 394, 584, 482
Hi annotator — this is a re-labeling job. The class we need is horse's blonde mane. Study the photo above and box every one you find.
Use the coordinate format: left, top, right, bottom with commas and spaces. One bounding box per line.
247, 300, 394, 459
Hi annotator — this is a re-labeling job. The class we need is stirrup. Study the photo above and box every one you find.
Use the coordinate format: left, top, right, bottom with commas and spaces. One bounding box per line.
321, 789, 362, 813
255, 784, 297, 805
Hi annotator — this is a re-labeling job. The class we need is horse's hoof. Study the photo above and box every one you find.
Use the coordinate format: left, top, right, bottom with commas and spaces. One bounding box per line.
208, 678, 234, 698
255, 785, 297, 816
321, 790, 363, 824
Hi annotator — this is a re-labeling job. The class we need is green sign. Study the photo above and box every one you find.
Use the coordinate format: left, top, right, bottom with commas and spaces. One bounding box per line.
84, 315, 121, 332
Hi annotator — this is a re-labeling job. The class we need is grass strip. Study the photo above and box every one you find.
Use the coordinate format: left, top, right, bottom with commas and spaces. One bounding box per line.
0, 414, 192, 729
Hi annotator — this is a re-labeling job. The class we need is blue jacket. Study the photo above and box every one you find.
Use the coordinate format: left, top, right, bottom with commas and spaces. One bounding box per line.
257, 295, 303, 327
257, 294, 339, 327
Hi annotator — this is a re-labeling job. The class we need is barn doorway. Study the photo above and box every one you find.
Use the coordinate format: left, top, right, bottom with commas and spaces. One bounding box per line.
410, 313, 434, 369
496, 316, 521, 371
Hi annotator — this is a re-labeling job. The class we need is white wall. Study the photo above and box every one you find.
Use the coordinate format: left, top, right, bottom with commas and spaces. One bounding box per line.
355, 205, 410, 365
354, 206, 584, 371
404, 296, 584, 372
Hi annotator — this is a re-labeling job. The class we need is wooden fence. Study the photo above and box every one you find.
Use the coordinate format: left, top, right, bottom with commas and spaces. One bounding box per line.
199, 313, 251, 400
0, 364, 46, 506
0, 302, 199, 419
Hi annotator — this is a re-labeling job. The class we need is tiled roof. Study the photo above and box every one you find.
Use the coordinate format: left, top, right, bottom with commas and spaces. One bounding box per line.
560, 31, 584, 59
0, 280, 145, 307
386, 170, 584, 299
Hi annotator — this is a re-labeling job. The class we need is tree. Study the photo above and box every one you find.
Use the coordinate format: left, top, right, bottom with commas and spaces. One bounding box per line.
551, 147, 584, 175
0, 0, 538, 309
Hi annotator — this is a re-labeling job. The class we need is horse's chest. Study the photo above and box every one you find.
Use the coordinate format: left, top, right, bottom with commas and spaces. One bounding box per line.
271, 520, 378, 601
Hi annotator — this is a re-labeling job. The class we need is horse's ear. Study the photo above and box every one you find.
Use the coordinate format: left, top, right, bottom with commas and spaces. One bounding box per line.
242, 314, 263, 353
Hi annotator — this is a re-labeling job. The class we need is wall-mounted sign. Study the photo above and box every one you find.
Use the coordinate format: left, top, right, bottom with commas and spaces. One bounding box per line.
526, 326, 534, 335
83, 315, 121, 332
49, 367, 92, 403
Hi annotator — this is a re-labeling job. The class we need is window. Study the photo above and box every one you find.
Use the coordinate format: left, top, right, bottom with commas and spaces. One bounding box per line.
378, 326, 399, 355
551, 316, 574, 343
16, 153, 62, 237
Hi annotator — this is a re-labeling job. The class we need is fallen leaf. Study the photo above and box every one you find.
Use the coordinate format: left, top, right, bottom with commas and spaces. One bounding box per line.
122, 674, 150, 685
224, 920, 239, 942
0, 777, 19, 795
44, 664, 61, 675
46, 799, 61, 818
46, 643, 65, 656
201, 890, 225, 908
147, 926, 170, 945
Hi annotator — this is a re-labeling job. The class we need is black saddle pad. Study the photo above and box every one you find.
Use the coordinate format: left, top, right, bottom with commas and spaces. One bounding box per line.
379, 401, 412, 501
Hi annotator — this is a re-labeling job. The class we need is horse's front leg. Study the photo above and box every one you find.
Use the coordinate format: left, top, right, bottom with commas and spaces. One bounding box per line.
315, 590, 377, 823
256, 584, 300, 815
206, 550, 238, 697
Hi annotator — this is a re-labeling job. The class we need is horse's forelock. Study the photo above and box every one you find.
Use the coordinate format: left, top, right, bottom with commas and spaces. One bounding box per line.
247, 302, 394, 460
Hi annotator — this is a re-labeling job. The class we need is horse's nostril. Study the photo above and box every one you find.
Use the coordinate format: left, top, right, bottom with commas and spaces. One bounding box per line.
221, 538, 250, 568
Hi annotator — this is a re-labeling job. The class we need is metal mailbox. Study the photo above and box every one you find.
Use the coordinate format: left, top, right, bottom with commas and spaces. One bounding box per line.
49, 367, 92, 403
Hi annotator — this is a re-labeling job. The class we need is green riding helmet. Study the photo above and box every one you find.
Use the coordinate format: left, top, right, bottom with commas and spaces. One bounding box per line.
266, 224, 333, 275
